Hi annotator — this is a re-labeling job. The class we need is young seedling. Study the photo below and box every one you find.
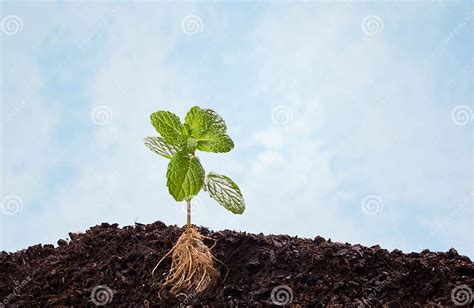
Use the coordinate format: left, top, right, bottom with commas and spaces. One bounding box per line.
144, 106, 245, 296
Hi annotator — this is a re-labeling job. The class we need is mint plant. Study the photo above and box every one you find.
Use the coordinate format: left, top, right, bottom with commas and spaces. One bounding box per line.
144, 106, 245, 295
144, 106, 245, 215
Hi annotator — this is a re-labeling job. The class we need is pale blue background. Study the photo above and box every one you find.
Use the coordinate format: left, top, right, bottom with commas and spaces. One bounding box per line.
1, 1, 473, 258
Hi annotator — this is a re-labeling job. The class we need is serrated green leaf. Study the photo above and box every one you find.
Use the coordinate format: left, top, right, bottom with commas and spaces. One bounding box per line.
197, 133, 234, 153
144, 136, 179, 159
184, 106, 227, 139
184, 106, 206, 134
150, 111, 184, 145
204, 172, 245, 214
184, 137, 198, 153
201, 108, 227, 133
184, 106, 233, 153
166, 153, 205, 201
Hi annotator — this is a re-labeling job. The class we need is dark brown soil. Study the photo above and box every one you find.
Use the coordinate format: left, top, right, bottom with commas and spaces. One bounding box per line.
1, 221, 473, 307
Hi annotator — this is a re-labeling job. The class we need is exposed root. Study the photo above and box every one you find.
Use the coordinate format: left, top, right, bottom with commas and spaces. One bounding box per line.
152, 227, 219, 295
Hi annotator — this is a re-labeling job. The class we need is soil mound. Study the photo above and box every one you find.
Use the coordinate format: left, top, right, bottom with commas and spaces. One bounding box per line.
1, 221, 473, 306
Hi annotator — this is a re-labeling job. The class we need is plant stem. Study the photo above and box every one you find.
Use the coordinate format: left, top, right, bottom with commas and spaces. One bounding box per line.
186, 199, 191, 230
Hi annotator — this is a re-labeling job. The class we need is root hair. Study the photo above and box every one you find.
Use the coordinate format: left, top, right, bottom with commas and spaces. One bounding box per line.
152, 227, 219, 295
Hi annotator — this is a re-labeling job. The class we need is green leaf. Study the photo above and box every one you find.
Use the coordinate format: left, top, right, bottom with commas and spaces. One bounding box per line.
204, 172, 245, 214
184, 107, 225, 136
144, 136, 179, 159
184, 106, 234, 153
150, 111, 184, 145
184, 137, 198, 153
197, 133, 234, 153
166, 153, 205, 201
202, 109, 227, 133
184, 106, 206, 135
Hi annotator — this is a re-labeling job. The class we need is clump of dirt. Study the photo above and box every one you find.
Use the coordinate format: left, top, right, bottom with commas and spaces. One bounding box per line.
1, 221, 473, 306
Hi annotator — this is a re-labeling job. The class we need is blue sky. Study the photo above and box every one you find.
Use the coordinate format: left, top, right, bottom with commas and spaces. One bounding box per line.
1, 1, 473, 258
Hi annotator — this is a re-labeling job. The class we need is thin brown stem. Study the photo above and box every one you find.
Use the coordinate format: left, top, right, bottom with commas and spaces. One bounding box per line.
186, 199, 191, 230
